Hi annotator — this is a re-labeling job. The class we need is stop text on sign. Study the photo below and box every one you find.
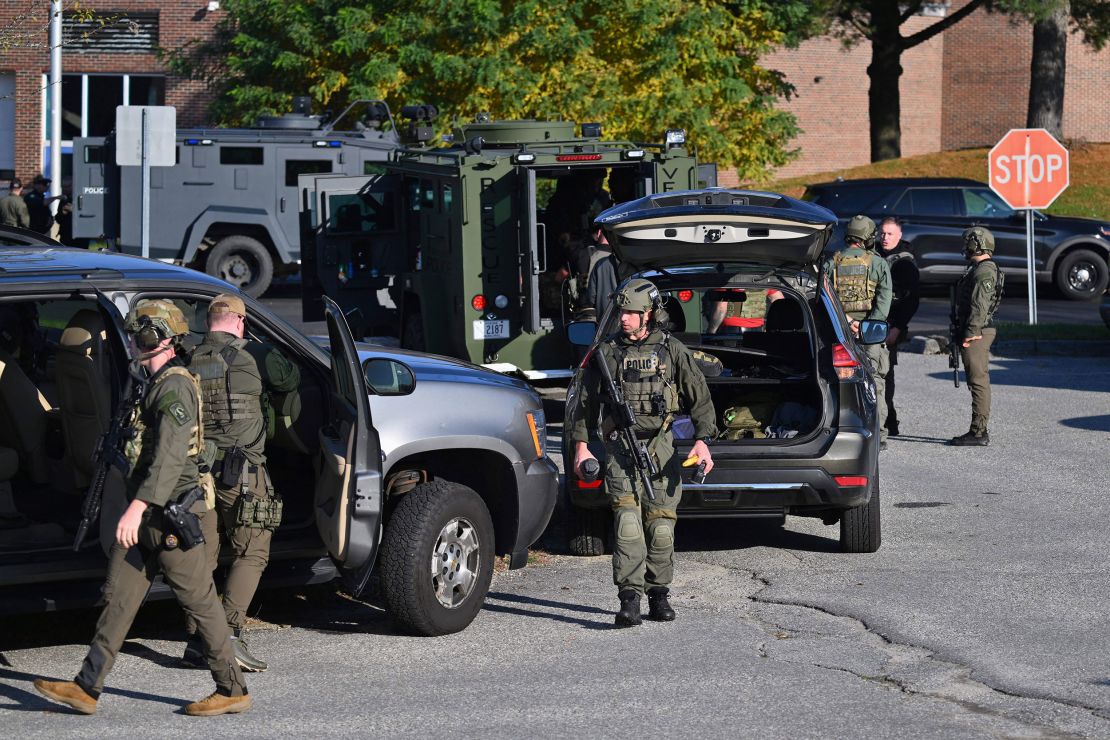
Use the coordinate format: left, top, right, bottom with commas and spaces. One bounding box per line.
992, 152, 1065, 185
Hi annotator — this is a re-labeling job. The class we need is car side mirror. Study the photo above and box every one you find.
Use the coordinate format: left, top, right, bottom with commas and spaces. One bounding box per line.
566, 320, 598, 347
857, 319, 889, 345
362, 358, 416, 396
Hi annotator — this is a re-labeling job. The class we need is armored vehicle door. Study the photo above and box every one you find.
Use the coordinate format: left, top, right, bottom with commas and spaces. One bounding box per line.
298, 173, 402, 332
315, 296, 384, 595
519, 167, 542, 332
275, 148, 338, 259
73, 137, 119, 241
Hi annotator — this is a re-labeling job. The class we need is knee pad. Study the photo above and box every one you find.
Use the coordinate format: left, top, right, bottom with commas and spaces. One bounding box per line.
615, 510, 642, 544
649, 522, 673, 551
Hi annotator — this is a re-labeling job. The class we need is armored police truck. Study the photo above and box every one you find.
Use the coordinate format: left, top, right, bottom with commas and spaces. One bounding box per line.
71, 99, 410, 297
299, 116, 708, 379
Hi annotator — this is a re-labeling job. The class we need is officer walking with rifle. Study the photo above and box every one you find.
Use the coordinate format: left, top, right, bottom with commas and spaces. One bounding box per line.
35, 300, 250, 716
569, 278, 716, 627
949, 227, 1004, 446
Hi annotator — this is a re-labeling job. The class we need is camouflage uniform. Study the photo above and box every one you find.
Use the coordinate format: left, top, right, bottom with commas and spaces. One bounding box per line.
952, 227, 1004, 444
186, 294, 300, 669
569, 285, 716, 599
823, 216, 893, 443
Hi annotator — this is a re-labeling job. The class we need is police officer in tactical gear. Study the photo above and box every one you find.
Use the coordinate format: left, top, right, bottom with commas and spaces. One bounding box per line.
569, 278, 717, 627
824, 215, 893, 447
35, 300, 251, 717
949, 227, 1004, 446
182, 294, 300, 672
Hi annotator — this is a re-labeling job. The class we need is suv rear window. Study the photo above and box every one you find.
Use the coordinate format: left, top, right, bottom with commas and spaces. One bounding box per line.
803, 185, 890, 216
900, 188, 959, 217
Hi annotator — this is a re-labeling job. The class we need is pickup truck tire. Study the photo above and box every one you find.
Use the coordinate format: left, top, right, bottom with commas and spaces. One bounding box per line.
840, 466, 881, 553
1054, 248, 1109, 301
379, 480, 494, 636
206, 235, 274, 298
568, 504, 609, 556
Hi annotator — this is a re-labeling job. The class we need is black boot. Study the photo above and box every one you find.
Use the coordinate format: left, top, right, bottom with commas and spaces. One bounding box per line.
647, 587, 676, 622
179, 633, 205, 669
614, 590, 642, 628
949, 430, 990, 446
231, 629, 268, 672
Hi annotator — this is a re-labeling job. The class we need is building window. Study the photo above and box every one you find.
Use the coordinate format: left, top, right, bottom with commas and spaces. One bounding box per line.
45, 73, 166, 140
63, 12, 159, 54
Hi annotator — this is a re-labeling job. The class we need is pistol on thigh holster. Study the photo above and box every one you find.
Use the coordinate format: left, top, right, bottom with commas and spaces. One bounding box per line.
164, 488, 207, 550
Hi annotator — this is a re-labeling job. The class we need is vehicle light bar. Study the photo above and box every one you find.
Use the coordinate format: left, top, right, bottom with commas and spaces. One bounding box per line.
183, 139, 214, 146
513, 151, 537, 164
556, 154, 603, 162
834, 475, 869, 488
622, 149, 645, 160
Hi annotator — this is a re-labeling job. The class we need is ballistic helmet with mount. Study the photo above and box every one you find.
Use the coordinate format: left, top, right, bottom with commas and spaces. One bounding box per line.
845, 215, 878, 248
615, 279, 661, 313
125, 299, 189, 351
963, 226, 995, 256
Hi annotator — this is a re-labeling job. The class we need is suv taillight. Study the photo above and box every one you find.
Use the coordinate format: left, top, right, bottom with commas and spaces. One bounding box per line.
832, 343, 862, 380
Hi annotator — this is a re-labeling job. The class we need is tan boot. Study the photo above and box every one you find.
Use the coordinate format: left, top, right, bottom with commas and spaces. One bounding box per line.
184, 691, 253, 716
33, 679, 97, 715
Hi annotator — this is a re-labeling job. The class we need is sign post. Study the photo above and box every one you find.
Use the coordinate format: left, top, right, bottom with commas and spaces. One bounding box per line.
115, 106, 176, 259
987, 128, 1070, 325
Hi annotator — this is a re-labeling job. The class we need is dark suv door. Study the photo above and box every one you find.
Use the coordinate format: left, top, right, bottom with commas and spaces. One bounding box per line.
893, 187, 966, 279
959, 187, 1050, 275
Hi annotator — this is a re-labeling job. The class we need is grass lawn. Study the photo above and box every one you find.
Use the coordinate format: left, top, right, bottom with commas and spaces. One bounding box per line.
762, 142, 1110, 220
994, 321, 1109, 341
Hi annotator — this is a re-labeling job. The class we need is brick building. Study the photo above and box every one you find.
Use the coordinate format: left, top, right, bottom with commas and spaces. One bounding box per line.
0, 0, 221, 182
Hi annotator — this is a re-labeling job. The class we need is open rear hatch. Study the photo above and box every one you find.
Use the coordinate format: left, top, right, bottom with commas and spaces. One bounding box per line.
596, 189, 836, 270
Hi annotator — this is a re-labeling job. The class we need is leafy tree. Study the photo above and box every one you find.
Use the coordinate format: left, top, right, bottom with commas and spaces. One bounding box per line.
166, 0, 812, 179
991, 0, 1110, 138
813, 0, 988, 163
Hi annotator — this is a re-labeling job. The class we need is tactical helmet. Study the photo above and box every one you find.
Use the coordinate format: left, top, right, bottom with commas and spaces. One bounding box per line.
126, 299, 189, 350
845, 215, 878, 248
963, 226, 995, 256
615, 278, 660, 313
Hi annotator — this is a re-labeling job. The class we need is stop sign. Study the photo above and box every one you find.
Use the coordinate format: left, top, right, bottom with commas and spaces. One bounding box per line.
988, 128, 1069, 209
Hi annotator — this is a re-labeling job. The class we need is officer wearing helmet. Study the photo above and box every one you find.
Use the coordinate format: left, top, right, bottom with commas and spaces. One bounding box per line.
35, 300, 251, 717
569, 278, 717, 627
824, 215, 893, 448
950, 226, 1004, 446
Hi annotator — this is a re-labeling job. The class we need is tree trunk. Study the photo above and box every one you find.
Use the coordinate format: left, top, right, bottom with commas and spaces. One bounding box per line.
868, 4, 904, 162
1027, 1, 1069, 138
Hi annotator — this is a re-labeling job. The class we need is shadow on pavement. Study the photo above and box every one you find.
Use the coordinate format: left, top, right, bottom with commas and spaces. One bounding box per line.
928, 357, 1110, 394
482, 592, 612, 630
0, 666, 182, 710
1060, 414, 1110, 432
677, 519, 840, 554
884, 434, 951, 445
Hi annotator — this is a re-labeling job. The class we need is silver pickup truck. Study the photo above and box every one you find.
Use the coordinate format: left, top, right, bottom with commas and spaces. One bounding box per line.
0, 246, 557, 635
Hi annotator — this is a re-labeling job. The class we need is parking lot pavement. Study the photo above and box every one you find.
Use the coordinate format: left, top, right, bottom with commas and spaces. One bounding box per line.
2, 351, 1108, 737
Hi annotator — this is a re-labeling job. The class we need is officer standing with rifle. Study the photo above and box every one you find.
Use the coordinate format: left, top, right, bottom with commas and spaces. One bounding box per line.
569, 278, 716, 628
949, 227, 1004, 446
182, 294, 300, 672
824, 215, 893, 448
35, 300, 250, 716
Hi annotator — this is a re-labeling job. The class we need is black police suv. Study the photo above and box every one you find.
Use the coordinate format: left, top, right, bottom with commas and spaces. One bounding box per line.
803, 177, 1110, 301
563, 189, 886, 555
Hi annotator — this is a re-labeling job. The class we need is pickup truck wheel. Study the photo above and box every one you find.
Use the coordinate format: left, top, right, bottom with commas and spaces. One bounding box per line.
840, 467, 881, 553
1054, 248, 1109, 301
206, 235, 274, 298
568, 504, 610, 556
379, 480, 494, 636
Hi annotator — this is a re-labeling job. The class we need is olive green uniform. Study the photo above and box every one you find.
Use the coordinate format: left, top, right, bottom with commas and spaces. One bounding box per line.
955, 259, 1002, 435
76, 361, 246, 699
186, 331, 300, 633
0, 192, 30, 228
570, 329, 717, 594
824, 246, 893, 441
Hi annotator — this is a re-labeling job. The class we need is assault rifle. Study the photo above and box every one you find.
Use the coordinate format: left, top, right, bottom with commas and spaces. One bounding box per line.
948, 285, 961, 388
594, 348, 658, 501
73, 370, 147, 551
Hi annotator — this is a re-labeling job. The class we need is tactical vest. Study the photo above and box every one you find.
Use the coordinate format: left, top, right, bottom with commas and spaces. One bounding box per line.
832, 249, 878, 313
125, 366, 204, 469
189, 342, 263, 434
605, 335, 681, 433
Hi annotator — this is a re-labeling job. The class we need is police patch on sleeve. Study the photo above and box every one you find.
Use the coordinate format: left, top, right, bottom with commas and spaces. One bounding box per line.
167, 401, 191, 426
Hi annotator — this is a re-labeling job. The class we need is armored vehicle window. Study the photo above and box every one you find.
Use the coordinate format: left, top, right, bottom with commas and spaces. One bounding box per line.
221, 147, 264, 166
364, 162, 386, 176
83, 146, 105, 164
902, 188, 959, 217
285, 160, 333, 186
325, 191, 397, 234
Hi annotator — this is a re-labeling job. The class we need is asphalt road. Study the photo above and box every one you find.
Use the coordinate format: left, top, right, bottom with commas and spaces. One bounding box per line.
2, 345, 1109, 736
